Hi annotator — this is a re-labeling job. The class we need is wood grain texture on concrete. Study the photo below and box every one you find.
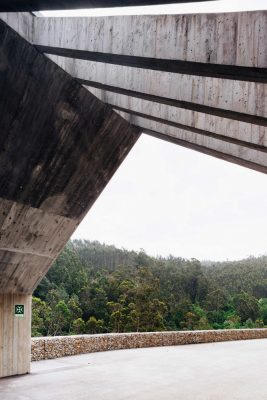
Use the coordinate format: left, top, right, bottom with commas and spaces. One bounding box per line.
32, 12, 267, 66
0, 19, 140, 295
0, 294, 31, 377
31, 11, 267, 174
0, 18, 140, 377
0, 12, 33, 42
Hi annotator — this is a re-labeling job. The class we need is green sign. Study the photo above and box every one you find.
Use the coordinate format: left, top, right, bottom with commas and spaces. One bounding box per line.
15, 304, 25, 317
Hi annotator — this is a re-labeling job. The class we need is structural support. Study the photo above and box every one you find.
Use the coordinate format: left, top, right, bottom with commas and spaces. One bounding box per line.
0, 19, 140, 378
0, 294, 31, 377
37, 45, 267, 83
31, 11, 267, 173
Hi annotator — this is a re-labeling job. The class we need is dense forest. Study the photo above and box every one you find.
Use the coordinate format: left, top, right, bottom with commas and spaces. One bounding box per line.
32, 240, 267, 336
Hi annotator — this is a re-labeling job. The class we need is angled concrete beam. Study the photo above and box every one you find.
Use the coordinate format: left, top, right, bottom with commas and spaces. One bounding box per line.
0, 19, 140, 377
48, 58, 267, 120
138, 126, 267, 175
36, 44, 267, 83
0, 19, 140, 293
77, 79, 267, 127
112, 105, 267, 153
86, 85, 267, 168
113, 108, 267, 173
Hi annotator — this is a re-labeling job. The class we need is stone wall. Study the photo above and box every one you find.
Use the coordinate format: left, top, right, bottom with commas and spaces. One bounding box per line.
31, 329, 267, 361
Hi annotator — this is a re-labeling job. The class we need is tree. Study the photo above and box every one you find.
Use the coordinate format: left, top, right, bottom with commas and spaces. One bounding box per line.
205, 288, 227, 312
259, 298, 267, 325
67, 295, 82, 332
48, 300, 71, 336
180, 305, 211, 330
72, 318, 86, 334
107, 301, 127, 333
32, 297, 51, 337
233, 292, 260, 323
33, 240, 267, 336
86, 316, 104, 334
223, 315, 241, 329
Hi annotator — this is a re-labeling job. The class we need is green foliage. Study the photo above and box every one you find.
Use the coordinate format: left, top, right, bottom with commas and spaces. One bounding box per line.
86, 316, 105, 334
32, 297, 51, 336
259, 298, 267, 325
223, 314, 241, 329
72, 318, 86, 334
32, 240, 267, 336
233, 291, 260, 323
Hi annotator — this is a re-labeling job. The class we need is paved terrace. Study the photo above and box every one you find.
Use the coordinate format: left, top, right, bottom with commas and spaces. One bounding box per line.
1, 339, 267, 400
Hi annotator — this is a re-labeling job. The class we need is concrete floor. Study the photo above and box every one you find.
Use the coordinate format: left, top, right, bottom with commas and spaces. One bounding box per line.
1, 339, 267, 400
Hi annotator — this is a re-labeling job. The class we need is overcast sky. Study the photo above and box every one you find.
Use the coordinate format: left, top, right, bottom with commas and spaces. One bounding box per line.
71, 135, 267, 262
41, 0, 267, 16
41, 1, 267, 261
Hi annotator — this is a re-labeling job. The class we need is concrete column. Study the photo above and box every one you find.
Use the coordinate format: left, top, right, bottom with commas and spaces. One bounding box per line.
0, 294, 31, 377
0, 18, 140, 379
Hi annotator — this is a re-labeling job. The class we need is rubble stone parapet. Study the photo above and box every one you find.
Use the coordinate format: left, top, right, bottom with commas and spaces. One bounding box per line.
31, 329, 267, 361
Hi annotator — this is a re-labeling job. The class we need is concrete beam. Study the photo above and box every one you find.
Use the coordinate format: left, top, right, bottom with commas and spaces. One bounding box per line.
0, 19, 140, 377
36, 44, 267, 83
47, 58, 266, 120
0, 19, 140, 294
32, 12, 267, 67
113, 106, 267, 174
30, 11, 267, 173
86, 87, 267, 174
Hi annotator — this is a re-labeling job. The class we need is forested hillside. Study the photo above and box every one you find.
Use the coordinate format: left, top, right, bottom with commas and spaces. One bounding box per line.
32, 240, 267, 336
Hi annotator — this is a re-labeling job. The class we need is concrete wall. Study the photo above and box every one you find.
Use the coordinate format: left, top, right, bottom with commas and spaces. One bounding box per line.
31, 329, 267, 361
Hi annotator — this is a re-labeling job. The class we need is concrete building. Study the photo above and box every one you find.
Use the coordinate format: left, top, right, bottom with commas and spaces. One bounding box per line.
0, 1, 266, 378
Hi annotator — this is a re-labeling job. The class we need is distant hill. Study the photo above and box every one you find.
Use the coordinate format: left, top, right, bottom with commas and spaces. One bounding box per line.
32, 240, 267, 336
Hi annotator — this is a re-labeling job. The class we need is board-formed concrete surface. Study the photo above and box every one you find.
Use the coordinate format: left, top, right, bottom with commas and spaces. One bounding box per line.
1, 339, 267, 400
0, 17, 139, 377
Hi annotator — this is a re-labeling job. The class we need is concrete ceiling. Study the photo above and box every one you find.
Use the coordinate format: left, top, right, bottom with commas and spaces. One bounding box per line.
28, 10, 267, 174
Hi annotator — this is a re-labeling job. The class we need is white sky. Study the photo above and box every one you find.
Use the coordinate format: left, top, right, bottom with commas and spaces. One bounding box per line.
71, 135, 267, 262
40, 0, 267, 16
40, 1, 267, 261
